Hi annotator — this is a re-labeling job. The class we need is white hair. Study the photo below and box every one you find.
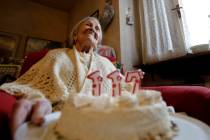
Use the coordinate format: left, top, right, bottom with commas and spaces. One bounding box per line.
68, 17, 103, 47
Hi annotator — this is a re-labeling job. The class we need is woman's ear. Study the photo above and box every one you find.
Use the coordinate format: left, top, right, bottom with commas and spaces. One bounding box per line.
73, 35, 77, 44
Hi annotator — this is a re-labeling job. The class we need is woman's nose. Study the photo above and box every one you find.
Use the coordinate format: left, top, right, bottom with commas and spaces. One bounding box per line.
88, 23, 93, 28
88, 27, 96, 34
88, 23, 97, 31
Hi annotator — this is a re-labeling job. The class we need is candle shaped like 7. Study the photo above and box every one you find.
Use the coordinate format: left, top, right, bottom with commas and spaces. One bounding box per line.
107, 70, 123, 96
125, 69, 143, 94
87, 70, 103, 96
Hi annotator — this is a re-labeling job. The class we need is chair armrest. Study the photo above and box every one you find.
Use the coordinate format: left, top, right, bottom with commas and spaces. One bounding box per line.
0, 90, 16, 140
144, 86, 210, 125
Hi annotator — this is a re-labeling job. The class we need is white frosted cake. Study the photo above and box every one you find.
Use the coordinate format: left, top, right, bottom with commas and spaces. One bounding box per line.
54, 90, 177, 140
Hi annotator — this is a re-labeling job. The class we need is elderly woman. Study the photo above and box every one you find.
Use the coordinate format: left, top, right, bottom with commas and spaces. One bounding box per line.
0, 17, 143, 138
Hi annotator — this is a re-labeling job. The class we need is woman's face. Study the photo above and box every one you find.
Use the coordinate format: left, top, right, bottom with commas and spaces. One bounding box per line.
75, 18, 102, 53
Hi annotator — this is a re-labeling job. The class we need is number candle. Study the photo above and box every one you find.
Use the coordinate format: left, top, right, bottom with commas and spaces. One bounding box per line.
125, 69, 143, 94
107, 69, 123, 96
87, 70, 103, 96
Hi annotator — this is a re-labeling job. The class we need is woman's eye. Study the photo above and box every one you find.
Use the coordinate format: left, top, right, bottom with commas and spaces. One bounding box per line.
95, 26, 99, 31
85, 23, 90, 26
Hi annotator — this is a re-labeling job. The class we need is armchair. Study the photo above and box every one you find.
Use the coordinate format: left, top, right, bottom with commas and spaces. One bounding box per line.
1, 48, 210, 140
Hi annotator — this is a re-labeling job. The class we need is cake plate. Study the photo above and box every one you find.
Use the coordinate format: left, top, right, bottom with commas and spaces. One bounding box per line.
15, 112, 210, 140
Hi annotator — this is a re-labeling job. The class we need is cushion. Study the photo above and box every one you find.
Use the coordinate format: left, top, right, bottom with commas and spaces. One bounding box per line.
20, 49, 49, 76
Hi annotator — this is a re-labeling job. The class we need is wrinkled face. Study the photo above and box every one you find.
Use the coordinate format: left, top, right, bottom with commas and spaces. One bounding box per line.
74, 18, 102, 52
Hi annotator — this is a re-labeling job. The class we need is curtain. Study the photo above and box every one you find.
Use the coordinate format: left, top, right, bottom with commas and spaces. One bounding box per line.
139, 0, 189, 64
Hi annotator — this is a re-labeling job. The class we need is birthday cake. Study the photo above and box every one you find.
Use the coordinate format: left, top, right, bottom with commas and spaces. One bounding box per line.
53, 90, 178, 140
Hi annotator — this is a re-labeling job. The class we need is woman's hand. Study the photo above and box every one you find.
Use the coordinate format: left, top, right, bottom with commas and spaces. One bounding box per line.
139, 69, 145, 79
31, 99, 52, 125
11, 98, 52, 136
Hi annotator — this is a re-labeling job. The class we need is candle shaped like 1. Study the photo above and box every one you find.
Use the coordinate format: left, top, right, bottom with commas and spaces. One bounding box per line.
125, 69, 143, 94
107, 70, 123, 96
87, 70, 103, 96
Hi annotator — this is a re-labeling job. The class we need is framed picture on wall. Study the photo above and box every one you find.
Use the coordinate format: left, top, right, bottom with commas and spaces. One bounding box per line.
24, 37, 63, 55
0, 31, 20, 59
90, 9, 99, 19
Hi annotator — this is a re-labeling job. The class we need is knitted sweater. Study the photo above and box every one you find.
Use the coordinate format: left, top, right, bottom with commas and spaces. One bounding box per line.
0, 47, 117, 106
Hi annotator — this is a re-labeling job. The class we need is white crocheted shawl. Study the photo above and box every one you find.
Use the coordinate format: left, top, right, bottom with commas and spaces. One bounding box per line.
0, 47, 117, 104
